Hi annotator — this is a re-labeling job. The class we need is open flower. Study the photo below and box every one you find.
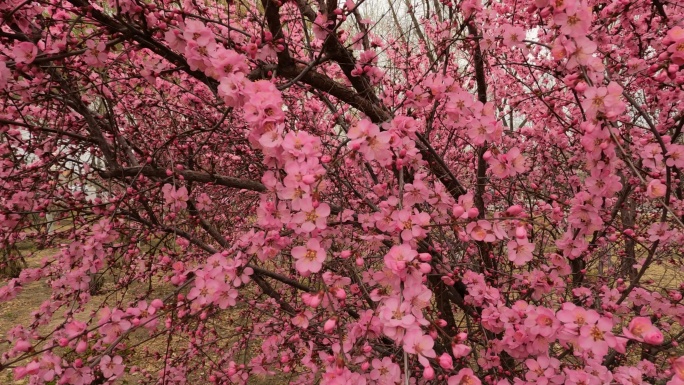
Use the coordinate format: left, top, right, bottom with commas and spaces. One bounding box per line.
292, 238, 326, 274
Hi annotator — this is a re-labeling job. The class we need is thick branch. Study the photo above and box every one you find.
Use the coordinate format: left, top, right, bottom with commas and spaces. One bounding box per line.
99, 166, 267, 192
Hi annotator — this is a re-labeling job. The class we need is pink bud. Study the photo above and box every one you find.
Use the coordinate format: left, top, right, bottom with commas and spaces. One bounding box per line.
438, 353, 453, 369
340, 250, 352, 259
361, 361, 370, 371
324, 318, 337, 333
643, 328, 664, 345
363, 345, 372, 353
482, 150, 492, 161
76, 339, 88, 353
515, 226, 527, 239
15, 340, 31, 352
423, 365, 435, 380
452, 205, 465, 218
419, 263, 432, 274
506, 205, 524, 216
467, 208, 479, 218
333, 288, 347, 300
302, 175, 316, 185
452, 343, 472, 358
419, 253, 432, 262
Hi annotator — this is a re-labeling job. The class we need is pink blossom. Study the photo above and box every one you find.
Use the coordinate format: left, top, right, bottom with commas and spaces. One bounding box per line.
391, 209, 430, 242
370, 357, 400, 384
383, 244, 417, 274
162, 184, 188, 211
403, 328, 436, 366
13, 42, 38, 64
187, 273, 220, 306
291, 238, 326, 274
501, 24, 526, 49
448, 368, 482, 385
646, 179, 667, 199
182, 19, 215, 46
209, 49, 248, 78
554, 5, 592, 37
566, 37, 597, 69
467, 220, 496, 242
292, 200, 330, 233
218, 73, 247, 107
525, 355, 562, 385
667, 27, 684, 65
507, 239, 535, 266
100, 355, 125, 378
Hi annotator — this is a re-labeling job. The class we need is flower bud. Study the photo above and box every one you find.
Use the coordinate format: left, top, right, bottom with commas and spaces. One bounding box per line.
423, 365, 435, 380
438, 353, 453, 370
324, 317, 337, 333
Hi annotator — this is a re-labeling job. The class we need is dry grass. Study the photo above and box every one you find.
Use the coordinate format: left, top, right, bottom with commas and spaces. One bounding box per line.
0, 241, 292, 385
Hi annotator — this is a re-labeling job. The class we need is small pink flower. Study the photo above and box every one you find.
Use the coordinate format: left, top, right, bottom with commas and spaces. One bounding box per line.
13, 42, 38, 64
182, 19, 215, 46
403, 328, 436, 366
448, 368, 482, 385
292, 200, 330, 233
501, 24, 526, 49
161, 184, 188, 211
507, 239, 535, 266
467, 220, 496, 242
100, 355, 124, 378
646, 179, 666, 199
384, 244, 417, 274
291, 238, 326, 274
84, 40, 108, 67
